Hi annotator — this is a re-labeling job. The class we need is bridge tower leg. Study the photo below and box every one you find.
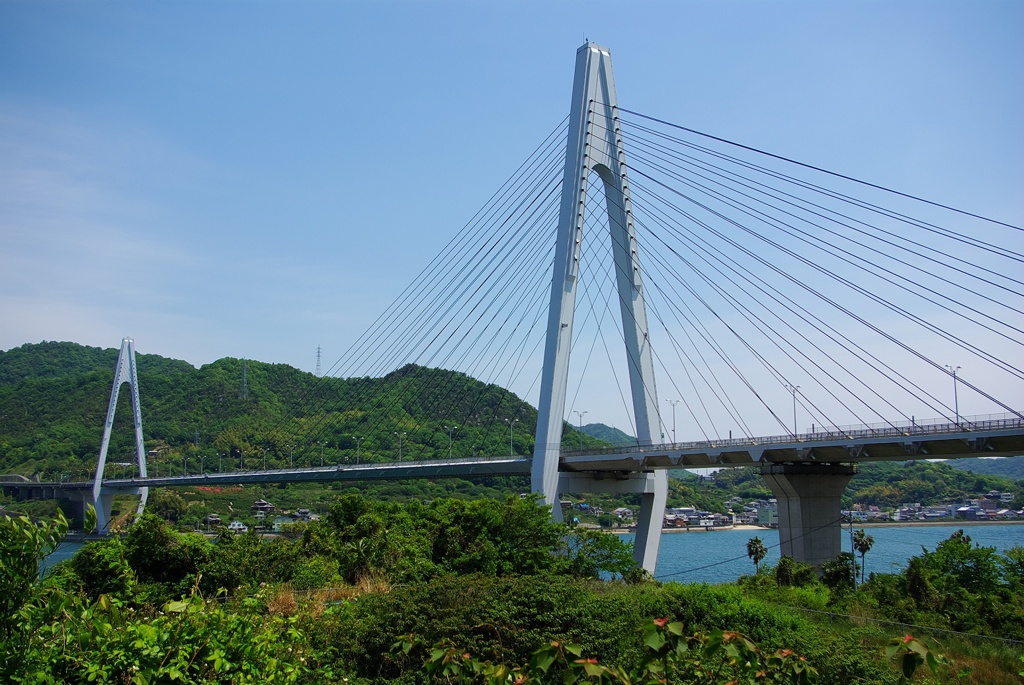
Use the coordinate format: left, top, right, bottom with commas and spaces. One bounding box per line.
92, 337, 149, 532
533, 43, 667, 574
760, 463, 855, 569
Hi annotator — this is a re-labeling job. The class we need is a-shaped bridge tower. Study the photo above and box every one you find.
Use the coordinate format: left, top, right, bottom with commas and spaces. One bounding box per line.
532, 43, 668, 573
91, 337, 149, 531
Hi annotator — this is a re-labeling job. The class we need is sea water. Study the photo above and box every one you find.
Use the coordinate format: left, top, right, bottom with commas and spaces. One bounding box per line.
645, 523, 1024, 583
41, 523, 1024, 583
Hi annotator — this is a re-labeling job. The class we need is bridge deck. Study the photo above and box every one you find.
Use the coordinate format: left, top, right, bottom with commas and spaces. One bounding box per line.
561, 417, 1024, 471
6, 417, 1022, 493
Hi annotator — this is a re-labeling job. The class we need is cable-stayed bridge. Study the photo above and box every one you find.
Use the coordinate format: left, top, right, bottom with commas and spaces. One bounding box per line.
5, 43, 1023, 574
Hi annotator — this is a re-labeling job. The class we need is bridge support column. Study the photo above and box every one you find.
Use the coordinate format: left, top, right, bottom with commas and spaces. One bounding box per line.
760, 463, 854, 569
532, 42, 666, 573
53, 490, 94, 530
94, 338, 149, 532
559, 471, 667, 574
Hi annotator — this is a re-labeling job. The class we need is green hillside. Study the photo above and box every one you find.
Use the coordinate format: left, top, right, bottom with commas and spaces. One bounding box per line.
581, 422, 635, 446
0, 341, 605, 481
947, 455, 1024, 480
2, 342, 1019, 518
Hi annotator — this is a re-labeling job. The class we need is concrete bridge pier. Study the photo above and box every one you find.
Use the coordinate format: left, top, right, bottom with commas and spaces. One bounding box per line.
560, 470, 668, 574
760, 463, 855, 569
58, 492, 97, 530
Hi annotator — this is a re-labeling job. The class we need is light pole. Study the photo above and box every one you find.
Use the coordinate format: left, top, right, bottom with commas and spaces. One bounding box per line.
573, 411, 587, 449
199, 456, 205, 475
946, 364, 961, 427
319, 442, 325, 467
218, 452, 223, 473
354, 436, 362, 464
785, 384, 800, 436
394, 432, 405, 461
444, 425, 457, 459
288, 444, 294, 468
665, 399, 680, 444
183, 455, 187, 476
506, 418, 519, 456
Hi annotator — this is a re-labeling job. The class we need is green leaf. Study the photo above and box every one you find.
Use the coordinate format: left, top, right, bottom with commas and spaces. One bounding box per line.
164, 600, 188, 614
84, 504, 98, 535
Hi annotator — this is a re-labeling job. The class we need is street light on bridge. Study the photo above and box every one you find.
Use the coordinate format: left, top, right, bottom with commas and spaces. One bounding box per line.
444, 425, 457, 459
946, 364, 961, 427
506, 419, 519, 456
785, 384, 800, 436
393, 432, 405, 461
664, 399, 680, 444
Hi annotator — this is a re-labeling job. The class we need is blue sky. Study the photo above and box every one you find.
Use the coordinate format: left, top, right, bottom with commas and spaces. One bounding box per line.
1, 1, 1021, 432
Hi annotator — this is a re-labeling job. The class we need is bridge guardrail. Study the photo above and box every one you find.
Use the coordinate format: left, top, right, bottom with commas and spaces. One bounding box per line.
8, 412, 1022, 487
559, 412, 1024, 458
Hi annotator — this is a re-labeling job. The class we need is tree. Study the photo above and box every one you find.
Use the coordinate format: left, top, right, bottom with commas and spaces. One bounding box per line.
853, 529, 874, 584
821, 552, 856, 593
560, 528, 640, 580
746, 536, 767, 572
920, 529, 1000, 596
0, 509, 69, 650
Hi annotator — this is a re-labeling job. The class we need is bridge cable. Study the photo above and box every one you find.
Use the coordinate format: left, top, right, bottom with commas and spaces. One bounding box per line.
619, 109, 1024, 233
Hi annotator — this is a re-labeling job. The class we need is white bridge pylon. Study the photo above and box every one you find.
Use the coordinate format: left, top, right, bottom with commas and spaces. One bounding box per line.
92, 337, 149, 531
532, 43, 668, 573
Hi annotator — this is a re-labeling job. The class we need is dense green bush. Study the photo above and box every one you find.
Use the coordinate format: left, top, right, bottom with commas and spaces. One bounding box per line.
7, 502, 1024, 684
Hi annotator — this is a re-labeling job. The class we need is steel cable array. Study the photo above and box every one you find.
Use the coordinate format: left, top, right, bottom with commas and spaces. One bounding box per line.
255, 106, 1021, 466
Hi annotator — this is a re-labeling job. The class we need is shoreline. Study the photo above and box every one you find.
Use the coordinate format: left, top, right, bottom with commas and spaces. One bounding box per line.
600, 519, 1024, 535
853, 518, 1024, 528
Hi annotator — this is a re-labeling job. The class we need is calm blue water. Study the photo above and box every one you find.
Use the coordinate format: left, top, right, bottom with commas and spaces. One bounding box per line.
42, 524, 1024, 583
634, 523, 1024, 583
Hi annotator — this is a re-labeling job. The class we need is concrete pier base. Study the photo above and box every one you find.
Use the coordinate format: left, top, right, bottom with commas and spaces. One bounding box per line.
559, 470, 667, 574
760, 463, 855, 569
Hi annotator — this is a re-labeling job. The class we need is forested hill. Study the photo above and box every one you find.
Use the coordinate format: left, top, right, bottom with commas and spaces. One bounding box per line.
581, 422, 634, 446
2, 342, 1020, 511
0, 341, 586, 479
947, 455, 1024, 480
0, 341, 195, 384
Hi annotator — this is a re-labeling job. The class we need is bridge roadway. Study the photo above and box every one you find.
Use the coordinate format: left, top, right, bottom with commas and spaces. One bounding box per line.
6, 414, 1022, 570
9, 414, 1022, 492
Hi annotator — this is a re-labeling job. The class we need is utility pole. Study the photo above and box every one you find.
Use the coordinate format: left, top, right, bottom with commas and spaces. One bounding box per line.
240, 358, 248, 400
849, 514, 857, 590
573, 411, 588, 449
393, 432, 405, 461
